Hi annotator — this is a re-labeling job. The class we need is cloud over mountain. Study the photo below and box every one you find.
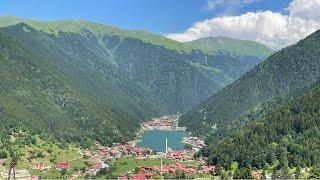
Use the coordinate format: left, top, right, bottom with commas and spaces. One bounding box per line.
167, 0, 320, 49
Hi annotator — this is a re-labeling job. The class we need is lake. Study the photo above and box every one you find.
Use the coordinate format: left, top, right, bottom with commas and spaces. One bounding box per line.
137, 130, 188, 152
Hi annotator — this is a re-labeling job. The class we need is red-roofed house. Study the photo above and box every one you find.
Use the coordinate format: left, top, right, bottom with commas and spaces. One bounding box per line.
57, 162, 71, 170
94, 162, 103, 169
203, 165, 215, 174
131, 173, 147, 180
31, 175, 39, 180
118, 174, 128, 180
251, 170, 262, 179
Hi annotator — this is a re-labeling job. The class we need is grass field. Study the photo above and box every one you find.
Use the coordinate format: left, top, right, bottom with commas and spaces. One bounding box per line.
0, 135, 86, 178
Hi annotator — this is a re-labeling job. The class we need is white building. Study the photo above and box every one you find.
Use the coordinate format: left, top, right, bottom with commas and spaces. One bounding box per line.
1, 170, 30, 179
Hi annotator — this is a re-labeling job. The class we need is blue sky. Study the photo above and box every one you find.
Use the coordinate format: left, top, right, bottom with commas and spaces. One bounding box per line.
0, 0, 291, 34
1, 0, 319, 49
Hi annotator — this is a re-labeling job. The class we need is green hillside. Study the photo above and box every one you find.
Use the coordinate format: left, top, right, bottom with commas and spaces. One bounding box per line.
186, 36, 273, 57
0, 32, 149, 147
180, 29, 320, 142
0, 16, 268, 147
0, 23, 214, 113
0, 16, 193, 52
202, 83, 320, 175
0, 17, 264, 113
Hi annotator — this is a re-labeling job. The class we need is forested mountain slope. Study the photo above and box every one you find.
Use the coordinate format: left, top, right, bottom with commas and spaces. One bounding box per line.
202, 83, 320, 172
0, 32, 148, 147
0, 16, 265, 113
186, 36, 273, 57
0, 16, 269, 147
180, 29, 320, 141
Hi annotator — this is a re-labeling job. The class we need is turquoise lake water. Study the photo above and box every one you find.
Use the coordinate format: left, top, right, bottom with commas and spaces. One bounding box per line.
137, 130, 188, 152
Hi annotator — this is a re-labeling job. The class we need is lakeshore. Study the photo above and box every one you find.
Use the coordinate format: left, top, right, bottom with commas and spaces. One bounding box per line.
82, 115, 211, 179
140, 115, 187, 132
0, 115, 210, 179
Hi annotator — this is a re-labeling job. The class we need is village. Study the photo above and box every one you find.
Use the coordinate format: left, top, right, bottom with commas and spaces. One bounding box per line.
140, 114, 187, 132
82, 140, 215, 179
0, 115, 214, 180
78, 115, 215, 179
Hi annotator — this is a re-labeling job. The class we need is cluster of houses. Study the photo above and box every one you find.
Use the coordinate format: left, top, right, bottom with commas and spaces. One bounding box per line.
140, 115, 184, 131
1, 115, 209, 179
117, 162, 215, 180
139, 162, 215, 174
166, 150, 195, 161
82, 139, 215, 178
86, 141, 152, 160
182, 136, 206, 150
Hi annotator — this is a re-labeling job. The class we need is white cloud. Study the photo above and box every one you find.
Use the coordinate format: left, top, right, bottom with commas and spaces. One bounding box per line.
288, 0, 320, 21
205, 0, 261, 10
167, 0, 320, 49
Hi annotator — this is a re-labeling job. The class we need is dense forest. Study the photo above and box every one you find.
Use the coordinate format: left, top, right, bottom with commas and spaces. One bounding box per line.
181, 29, 320, 144
200, 83, 320, 178
0, 18, 268, 113
0, 17, 269, 147
0, 32, 140, 147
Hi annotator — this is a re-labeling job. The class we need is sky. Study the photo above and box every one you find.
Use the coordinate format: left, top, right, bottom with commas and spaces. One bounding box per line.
0, 0, 320, 49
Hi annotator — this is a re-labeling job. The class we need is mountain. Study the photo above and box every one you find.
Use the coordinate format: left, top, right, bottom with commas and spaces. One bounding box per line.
185, 36, 273, 57
202, 83, 320, 172
0, 32, 150, 147
0, 16, 269, 147
0, 16, 193, 52
180, 29, 320, 142
0, 16, 265, 113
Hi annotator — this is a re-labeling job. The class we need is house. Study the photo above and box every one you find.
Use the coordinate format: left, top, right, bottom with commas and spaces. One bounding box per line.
203, 165, 215, 174
57, 162, 71, 170
35, 162, 45, 170
118, 174, 128, 180
1, 170, 30, 179
31, 175, 39, 180
162, 166, 170, 174
84, 150, 92, 157
131, 173, 147, 180
251, 170, 262, 179
94, 162, 103, 169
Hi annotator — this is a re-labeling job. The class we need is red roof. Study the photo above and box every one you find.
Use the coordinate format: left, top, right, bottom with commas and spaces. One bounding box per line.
31, 176, 39, 180
94, 162, 103, 169
251, 171, 262, 179
57, 162, 71, 169
118, 174, 128, 180
131, 174, 147, 180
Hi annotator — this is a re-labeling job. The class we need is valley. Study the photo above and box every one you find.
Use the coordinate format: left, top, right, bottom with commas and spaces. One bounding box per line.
0, 5, 320, 179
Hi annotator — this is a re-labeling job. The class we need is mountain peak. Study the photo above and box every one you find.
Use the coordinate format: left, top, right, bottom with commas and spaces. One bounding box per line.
185, 36, 273, 57
0, 16, 194, 52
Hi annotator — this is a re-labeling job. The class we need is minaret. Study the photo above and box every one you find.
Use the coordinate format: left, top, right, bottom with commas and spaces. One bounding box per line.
165, 137, 168, 155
